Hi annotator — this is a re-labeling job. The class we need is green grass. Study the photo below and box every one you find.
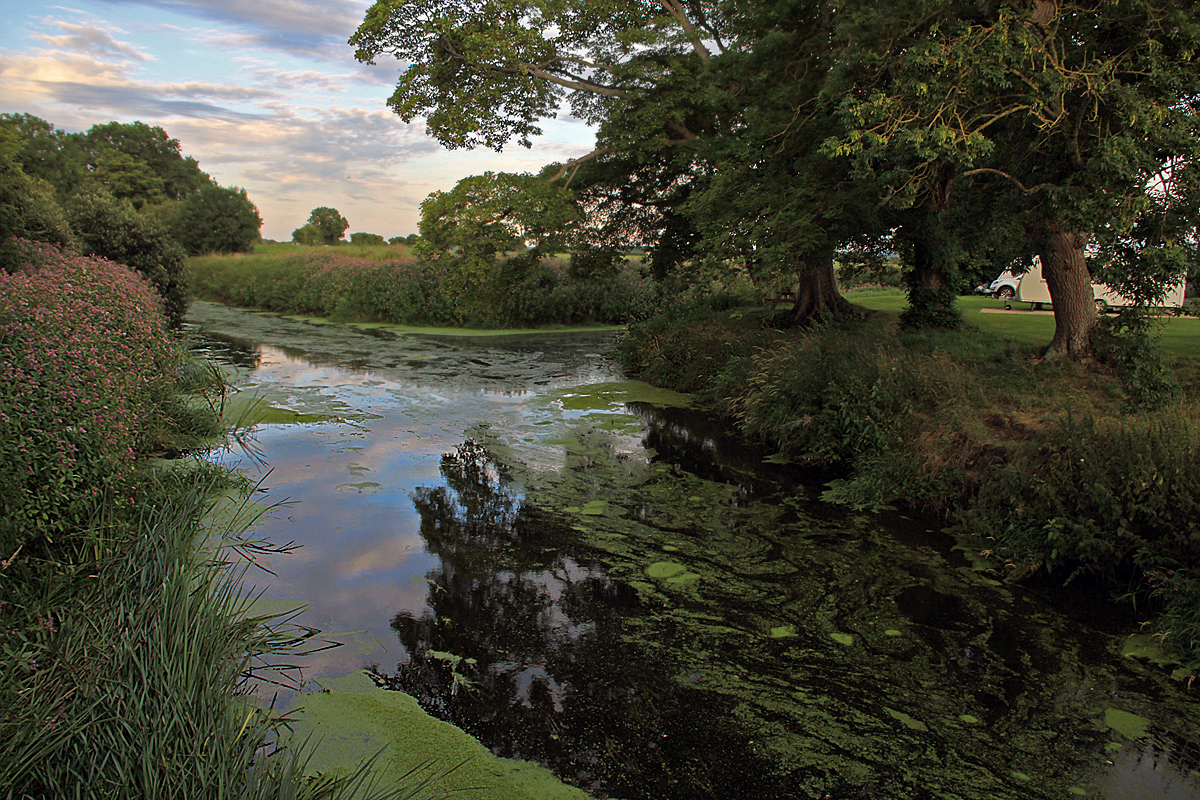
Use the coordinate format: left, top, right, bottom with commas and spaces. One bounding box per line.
848, 292, 1200, 357
254, 241, 416, 260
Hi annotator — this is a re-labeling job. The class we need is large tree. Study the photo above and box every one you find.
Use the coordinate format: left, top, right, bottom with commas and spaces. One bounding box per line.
416, 171, 579, 319
81, 121, 210, 203
352, 2, 868, 311
829, 0, 1200, 358
306, 207, 349, 245
171, 184, 263, 255
0, 113, 87, 200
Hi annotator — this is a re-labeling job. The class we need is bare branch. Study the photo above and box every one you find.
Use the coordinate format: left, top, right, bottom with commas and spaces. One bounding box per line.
657, 0, 714, 64
961, 167, 1054, 194
548, 146, 614, 183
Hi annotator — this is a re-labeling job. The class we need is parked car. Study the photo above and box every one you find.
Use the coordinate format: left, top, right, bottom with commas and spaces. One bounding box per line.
977, 269, 1020, 299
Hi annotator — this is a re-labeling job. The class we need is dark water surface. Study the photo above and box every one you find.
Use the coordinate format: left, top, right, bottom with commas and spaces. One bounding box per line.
187, 302, 1200, 800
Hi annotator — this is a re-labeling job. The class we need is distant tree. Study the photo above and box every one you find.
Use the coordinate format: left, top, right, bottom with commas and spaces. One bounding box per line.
292, 224, 323, 246
66, 189, 189, 326
0, 154, 75, 272
405, 233, 420, 246
350, 232, 386, 246
81, 121, 210, 202
171, 185, 262, 255
387, 235, 405, 245
306, 207, 348, 245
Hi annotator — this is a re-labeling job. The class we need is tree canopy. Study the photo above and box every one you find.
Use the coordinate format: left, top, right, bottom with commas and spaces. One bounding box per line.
306, 207, 349, 245
172, 185, 263, 255
355, 0, 1200, 353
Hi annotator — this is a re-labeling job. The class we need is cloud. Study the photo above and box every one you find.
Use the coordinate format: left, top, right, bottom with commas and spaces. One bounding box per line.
170, 105, 441, 195
91, 0, 370, 61
243, 67, 352, 94
32, 22, 151, 62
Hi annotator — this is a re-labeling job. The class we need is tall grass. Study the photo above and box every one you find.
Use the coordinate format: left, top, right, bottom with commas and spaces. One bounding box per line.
188, 250, 654, 328
0, 240, 414, 798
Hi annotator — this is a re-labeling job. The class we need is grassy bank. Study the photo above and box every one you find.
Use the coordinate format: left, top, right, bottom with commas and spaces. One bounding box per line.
615, 300, 1200, 669
0, 243, 389, 798
188, 245, 655, 329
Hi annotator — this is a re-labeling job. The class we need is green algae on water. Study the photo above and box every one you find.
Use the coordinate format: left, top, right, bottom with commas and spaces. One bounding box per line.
284, 672, 594, 800
647, 561, 688, 579
1104, 707, 1151, 740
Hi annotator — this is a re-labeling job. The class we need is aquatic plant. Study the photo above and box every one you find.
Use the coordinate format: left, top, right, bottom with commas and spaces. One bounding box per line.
617, 303, 1200, 667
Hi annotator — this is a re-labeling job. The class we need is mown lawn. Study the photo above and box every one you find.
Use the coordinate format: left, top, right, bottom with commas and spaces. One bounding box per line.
850, 292, 1200, 358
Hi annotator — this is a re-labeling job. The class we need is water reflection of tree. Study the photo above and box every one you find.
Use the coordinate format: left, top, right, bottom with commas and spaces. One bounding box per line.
371, 440, 785, 799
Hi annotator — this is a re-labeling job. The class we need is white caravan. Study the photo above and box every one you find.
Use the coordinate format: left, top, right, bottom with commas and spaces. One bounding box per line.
1011, 256, 1187, 312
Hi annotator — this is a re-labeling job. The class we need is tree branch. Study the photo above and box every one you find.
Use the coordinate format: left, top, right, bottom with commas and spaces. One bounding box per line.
657, 0, 714, 64
548, 146, 614, 183
961, 167, 1054, 194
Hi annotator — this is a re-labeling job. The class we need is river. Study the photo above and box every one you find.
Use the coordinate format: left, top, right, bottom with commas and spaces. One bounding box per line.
186, 301, 1200, 800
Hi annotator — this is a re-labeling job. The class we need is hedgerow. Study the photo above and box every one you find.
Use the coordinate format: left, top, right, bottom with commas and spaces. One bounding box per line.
189, 249, 651, 328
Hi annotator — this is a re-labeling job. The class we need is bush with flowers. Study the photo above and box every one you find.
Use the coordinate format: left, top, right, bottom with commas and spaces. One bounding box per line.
0, 240, 177, 553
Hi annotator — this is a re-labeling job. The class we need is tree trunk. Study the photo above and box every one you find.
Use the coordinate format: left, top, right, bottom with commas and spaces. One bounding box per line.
788, 247, 856, 324
899, 217, 962, 329
1035, 224, 1097, 360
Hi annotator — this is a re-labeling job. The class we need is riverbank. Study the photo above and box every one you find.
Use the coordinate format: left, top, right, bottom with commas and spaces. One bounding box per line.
0, 247, 402, 797
188, 245, 656, 329
613, 301, 1200, 670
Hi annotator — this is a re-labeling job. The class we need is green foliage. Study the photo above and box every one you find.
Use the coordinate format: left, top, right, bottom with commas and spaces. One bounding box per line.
189, 249, 653, 328
66, 188, 191, 326
486, 258, 655, 327
967, 412, 1200, 650
307, 207, 349, 245
0, 154, 75, 271
351, 232, 386, 246
1094, 309, 1181, 411
293, 223, 323, 245
0, 113, 87, 199
81, 120, 211, 203
568, 245, 624, 281
171, 184, 263, 255
418, 172, 581, 320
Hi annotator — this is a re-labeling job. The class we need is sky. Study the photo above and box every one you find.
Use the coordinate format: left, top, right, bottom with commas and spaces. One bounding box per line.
0, 0, 597, 240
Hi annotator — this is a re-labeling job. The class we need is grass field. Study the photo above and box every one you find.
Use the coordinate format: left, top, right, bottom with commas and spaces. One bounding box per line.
848, 291, 1200, 357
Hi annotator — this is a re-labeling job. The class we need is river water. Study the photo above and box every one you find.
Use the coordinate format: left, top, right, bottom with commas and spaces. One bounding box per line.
186, 301, 1200, 800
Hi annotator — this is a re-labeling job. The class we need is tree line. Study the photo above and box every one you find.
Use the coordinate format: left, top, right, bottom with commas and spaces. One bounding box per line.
353, 0, 1200, 360
1, 114, 263, 325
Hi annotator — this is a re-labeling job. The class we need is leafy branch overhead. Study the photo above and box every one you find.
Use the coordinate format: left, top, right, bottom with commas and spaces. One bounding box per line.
350, 0, 730, 152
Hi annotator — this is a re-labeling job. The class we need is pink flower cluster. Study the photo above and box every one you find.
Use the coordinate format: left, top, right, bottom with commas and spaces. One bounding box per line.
0, 241, 175, 534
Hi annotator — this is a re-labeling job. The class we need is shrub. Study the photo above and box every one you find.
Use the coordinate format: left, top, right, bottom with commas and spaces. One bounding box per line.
0, 155, 75, 272
0, 241, 175, 552
66, 189, 190, 326
350, 232, 386, 246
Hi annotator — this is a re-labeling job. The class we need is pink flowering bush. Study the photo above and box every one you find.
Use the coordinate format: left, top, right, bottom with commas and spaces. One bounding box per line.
0, 241, 175, 551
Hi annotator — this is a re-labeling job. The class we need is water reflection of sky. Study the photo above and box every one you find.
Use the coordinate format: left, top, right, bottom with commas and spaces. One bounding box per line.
190, 307, 1200, 800
209, 339, 630, 692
